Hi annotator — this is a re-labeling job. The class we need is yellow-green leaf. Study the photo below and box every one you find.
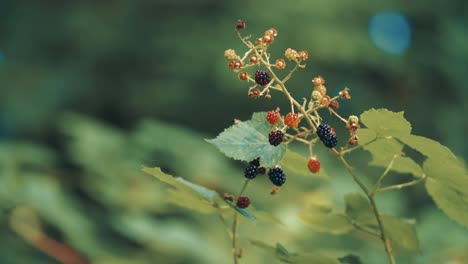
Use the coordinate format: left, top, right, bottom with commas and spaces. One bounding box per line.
425, 178, 468, 228
360, 108, 411, 136
344, 193, 420, 253
298, 206, 354, 235
249, 240, 341, 264
397, 134, 457, 161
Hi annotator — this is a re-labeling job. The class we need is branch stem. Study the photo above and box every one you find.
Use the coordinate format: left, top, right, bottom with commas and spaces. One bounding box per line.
338, 155, 396, 264
232, 180, 250, 264
370, 154, 400, 197
379, 174, 427, 193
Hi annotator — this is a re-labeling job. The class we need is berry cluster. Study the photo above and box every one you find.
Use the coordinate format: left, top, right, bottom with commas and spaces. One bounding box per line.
268, 129, 284, 146
244, 158, 260, 179
268, 167, 286, 186
255, 70, 271, 86
317, 124, 338, 148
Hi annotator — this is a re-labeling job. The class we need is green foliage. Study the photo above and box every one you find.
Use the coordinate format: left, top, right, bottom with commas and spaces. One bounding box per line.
344, 193, 420, 253
360, 109, 412, 137
206, 112, 286, 167
298, 205, 354, 235
250, 240, 341, 264
425, 179, 468, 228
357, 109, 468, 228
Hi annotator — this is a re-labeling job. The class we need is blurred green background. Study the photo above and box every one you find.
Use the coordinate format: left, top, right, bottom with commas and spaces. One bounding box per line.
0, 1, 467, 264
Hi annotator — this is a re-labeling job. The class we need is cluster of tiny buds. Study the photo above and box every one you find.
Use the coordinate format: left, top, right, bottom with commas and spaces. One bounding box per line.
347, 115, 360, 145
285, 48, 309, 62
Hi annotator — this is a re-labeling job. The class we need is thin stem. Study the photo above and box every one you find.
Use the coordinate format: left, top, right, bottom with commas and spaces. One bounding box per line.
339, 155, 370, 193
351, 222, 381, 238
379, 174, 427, 193
231, 180, 250, 264
338, 155, 396, 264
370, 154, 400, 197
328, 108, 348, 124
282, 63, 301, 83
232, 213, 239, 264
340, 138, 378, 155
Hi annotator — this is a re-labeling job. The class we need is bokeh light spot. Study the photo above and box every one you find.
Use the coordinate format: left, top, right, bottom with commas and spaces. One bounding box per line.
369, 11, 411, 55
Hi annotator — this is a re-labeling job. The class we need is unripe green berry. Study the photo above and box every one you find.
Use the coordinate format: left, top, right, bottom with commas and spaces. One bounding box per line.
311, 90, 322, 102
348, 115, 359, 124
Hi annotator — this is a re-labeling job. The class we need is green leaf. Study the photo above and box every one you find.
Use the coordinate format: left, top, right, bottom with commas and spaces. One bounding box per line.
360, 108, 411, 136
344, 193, 373, 221
363, 138, 403, 168
355, 128, 377, 146
142, 167, 221, 213
338, 254, 363, 264
425, 178, 468, 228
423, 157, 468, 195
206, 112, 286, 167
223, 200, 257, 223
279, 149, 328, 180
380, 215, 420, 253
397, 134, 457, 161
249, 240, 341, 264
344, 193, 420, 253
298, 205, 353, 235
363, 138, 423, 177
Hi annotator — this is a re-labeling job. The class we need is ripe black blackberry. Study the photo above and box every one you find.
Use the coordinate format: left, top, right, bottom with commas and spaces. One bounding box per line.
244, 158, 260, 179
236, 196, 250, 208
323, 134, 338, 148
268, 167, 286, 186
316, 124, 331, 139
255, 70, 271, 86
316, 124, 338, 148
244, 163, 258, 179
249, 157, 260, 167
268, 129, 284, 146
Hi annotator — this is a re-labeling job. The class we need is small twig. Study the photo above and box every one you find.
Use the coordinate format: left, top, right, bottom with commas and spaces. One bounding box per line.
340, 138, 378, 155
379, 174, 427, 193
370, 154, 401, 197
338, 155, 396, 264
231, 180, 250, 264
328, 107, 348, 124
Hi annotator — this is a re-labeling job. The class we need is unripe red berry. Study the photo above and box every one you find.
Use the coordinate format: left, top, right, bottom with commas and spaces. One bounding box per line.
275, 59, 286, 70
249, 88, 261, 98
266, 110, 280, 125
298, 50, 309, 60
312, 76, 325, 87
228, 59, 242, 70
307, 157, 321, 173
262, 33, 274, 45
320, 95, 331, 107
236, 196, 250, 208
284, 113, 300, 128
265, 28, 278, 37
236, 19, 246, 30
339, 87, 351, 99
238, 72, 249, 81
329, 100, 339, 109
249, 55, 258, 65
